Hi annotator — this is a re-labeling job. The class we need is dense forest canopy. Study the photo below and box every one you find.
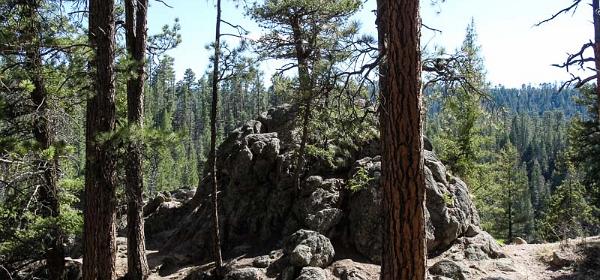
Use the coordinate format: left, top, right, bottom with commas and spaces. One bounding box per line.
0, 0, 599, 280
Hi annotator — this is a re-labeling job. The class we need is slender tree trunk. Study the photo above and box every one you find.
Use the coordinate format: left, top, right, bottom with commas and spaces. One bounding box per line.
30, 40, 66, 280
507, 186, 513, 242
210, 0, 224, 274
24, 1, 65, 278
593, 0, 600, 121
290, 15, 312, 190
125, 0, 150, 278
378, 0, 426, 279
84, 1, 118, 279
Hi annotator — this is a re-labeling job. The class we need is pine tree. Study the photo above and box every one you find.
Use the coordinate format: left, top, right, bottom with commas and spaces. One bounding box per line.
541, 163, 596, 240
250, 0, 363, 189
433, 19, 487, 185
84, 0, 118, 278
209, 0, 224, 273
569, 86, 600, 210
378, 0, 426, 279
124, 0, 150, 277
496, 143, 532, 241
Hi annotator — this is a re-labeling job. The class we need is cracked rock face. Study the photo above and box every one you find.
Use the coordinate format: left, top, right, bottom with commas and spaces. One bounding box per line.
347, 149, 481, 262
151, 104, 487, 266
284, 230, 335, 268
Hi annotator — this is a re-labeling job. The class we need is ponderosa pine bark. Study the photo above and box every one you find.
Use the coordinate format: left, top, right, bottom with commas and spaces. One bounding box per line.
125, 0, 150, 278
209, 0, 224, 274
24, 1, 65, 278
378, 0, 427, 279
83, 0, 118, 279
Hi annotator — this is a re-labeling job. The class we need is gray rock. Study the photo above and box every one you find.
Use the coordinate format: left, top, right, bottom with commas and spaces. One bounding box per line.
171, 188, 196, 201
464, 244, 489, 260
290, 245, 313, 267
252, 255, 272, 268
462, 231, 506, 259
295, 267, 326, 280
284, 230, 335, 268
279, 266, 296, 280
225, 267, 266, 280
294, 177, 344, 234
183, 271, 212, 280
158, 104, 494, 268
495, 261, 517, 272
551, 251, 576, 268
512, 237, 527, 245
143, 192, 169, 216
429, 260, 467, 280
64, 258, 82, 280
348, 153, 481, 262
425, 150, 448, 185
330, 259, 380, 280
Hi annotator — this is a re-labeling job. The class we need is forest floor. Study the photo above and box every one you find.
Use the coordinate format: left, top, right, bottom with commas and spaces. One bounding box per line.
430, 235, 600, 280
113, 236, 600, 280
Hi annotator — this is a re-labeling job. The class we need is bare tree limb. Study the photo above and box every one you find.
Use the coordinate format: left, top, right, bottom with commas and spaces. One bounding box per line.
535, 0, 582, 26
154, 0, 173, 8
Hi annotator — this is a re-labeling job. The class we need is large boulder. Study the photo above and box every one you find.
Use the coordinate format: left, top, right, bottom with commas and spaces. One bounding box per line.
347, 150, 480, 262
295, 267, 327, 280
284, 230, 335, 268
429, 260, 467, 280
154, 104, 490, 266
293, 176, 344, 234
224, 268, 266, 280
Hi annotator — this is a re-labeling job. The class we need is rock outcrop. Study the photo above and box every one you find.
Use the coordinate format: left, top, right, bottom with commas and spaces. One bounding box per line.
144, 104, 501, 277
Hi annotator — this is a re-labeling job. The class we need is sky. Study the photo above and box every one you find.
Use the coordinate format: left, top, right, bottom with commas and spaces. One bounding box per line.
147, 0, 592, 88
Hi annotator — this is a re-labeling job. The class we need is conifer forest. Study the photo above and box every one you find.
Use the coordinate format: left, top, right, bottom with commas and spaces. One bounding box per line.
0, 1, 599, 280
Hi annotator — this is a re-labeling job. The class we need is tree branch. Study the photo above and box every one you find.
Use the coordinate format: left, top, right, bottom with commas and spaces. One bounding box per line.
535, 0, 582, 26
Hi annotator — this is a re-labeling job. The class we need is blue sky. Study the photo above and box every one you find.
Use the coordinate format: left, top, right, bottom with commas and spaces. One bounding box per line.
148, 0, 591, 88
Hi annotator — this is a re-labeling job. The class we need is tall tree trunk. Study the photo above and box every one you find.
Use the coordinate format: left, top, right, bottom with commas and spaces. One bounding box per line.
210, 0, 224, 274
507, 183, 513, 242
24, 1, 65, 278
125, 0, 150, 279
378, 0, 426, 279
593, 0, 600, 121
84, 0, 118, 279
290, 15, 312, 190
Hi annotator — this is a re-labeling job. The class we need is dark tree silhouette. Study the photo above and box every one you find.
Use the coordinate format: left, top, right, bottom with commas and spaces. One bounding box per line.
125, 0, 150, 278
209, 0, 224, 274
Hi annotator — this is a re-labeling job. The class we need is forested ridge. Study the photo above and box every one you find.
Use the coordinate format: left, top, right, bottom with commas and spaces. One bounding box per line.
0, 1, 599, 280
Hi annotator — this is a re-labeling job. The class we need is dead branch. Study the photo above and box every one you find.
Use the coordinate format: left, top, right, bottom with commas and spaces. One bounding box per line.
535, 0, 582, 26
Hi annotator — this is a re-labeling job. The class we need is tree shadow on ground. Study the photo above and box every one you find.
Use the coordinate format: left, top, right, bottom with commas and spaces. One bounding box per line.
551, 241, 600, 280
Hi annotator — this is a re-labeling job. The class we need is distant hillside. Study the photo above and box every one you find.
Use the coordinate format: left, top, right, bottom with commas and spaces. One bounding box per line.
426, 83, 585, 119
489, 83, 584, 118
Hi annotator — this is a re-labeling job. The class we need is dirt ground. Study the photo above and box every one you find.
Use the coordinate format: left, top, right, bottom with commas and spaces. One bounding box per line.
114, 236, 600, 280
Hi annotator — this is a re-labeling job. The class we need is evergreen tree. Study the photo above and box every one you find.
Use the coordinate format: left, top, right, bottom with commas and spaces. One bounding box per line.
249, 0, 363, 188
124, 0, 150, 277
541, 163, 597, 240
378, 0, 426, 278
433, 19, 487, 185
569, 86, 600, 210
84, 0, 118, 278
0, 0, 86, 276
496, 143, 532, 241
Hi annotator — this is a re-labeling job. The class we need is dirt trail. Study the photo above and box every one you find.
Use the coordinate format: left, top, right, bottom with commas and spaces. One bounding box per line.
428, 235, 600, 280
114, 236, 600, 279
